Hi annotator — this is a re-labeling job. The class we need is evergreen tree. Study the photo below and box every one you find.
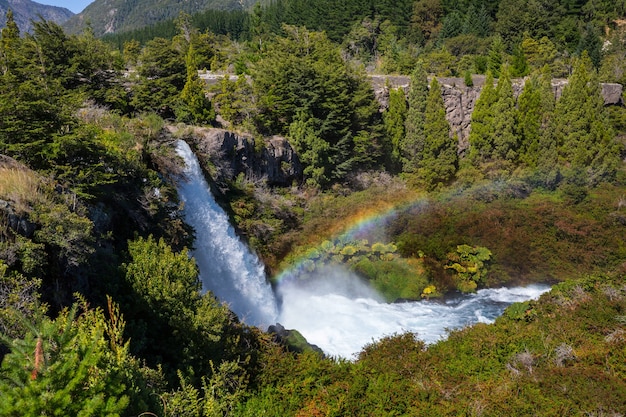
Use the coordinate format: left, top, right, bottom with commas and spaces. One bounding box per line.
577, 22, 602, 69
518, 67, 554, 167
419, 77, 457, 188
487, 35, 505, 78
549, 53, 621, 184
466, 71, 497, 164
491, 64, 519, 163
252, 25, 381, 186
383, 87, 408, 172
401, 61, 429, 173
0, 9, 19, 74
175, 43, 215, 125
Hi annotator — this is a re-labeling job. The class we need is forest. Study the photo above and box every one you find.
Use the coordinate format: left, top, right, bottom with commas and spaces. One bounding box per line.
1, 0, 626, 414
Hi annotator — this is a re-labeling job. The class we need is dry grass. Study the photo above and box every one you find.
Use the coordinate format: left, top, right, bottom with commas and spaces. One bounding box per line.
0, 166, 43, 214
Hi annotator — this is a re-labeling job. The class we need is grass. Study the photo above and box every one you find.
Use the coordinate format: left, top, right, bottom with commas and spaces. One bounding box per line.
0, 166, 43, 214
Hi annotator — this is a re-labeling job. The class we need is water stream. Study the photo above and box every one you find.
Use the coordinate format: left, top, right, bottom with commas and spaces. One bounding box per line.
175, 140, 550, 358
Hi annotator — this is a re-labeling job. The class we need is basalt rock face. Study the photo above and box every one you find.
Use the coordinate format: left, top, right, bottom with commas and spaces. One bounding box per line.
371, 75, 623, 153
173, 127, 302, 187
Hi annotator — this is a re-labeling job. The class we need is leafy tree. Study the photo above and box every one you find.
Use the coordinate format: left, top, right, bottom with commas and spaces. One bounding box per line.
131, 37, 185, 117
577, 22, 603, 69
122, 236, 244, 382
409, 0, 444, 44
382, 87, 407, 171
401, 61, 429, 173
419, 77, 457, 188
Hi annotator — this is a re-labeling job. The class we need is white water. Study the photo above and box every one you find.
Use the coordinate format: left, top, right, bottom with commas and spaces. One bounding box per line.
175, 140, 279, 328
175, 140, 551, 358
277, 268, 549, 358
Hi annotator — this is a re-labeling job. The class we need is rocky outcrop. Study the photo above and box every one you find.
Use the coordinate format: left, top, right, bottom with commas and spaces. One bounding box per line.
171, 126, 302, 187
371, 75, 623, 153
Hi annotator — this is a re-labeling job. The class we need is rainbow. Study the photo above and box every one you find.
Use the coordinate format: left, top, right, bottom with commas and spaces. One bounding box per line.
272, 193, 432, 286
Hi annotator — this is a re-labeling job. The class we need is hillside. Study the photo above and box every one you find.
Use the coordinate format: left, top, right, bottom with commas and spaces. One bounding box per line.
0, 0, 73, 33
1, 1, 626, 415
62, 0, 257, 36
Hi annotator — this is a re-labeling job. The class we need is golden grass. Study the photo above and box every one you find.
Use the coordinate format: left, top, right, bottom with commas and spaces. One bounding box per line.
0, 167, 43, 213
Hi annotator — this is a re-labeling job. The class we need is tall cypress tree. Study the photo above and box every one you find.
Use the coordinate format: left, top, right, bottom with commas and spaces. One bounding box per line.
401, 60, 429, 173
420, 77, 457, 188
518, 66, 554, 168
383, 86, 408, 172
491, 64, 519, 163
466, 70, 497, 165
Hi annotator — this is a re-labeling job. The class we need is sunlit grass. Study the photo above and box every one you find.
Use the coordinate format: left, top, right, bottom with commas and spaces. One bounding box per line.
0, 167, 43, 213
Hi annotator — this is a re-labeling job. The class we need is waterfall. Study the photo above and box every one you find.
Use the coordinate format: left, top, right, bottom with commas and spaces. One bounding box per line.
175, 140, 278, 328
175, 139, 550, 358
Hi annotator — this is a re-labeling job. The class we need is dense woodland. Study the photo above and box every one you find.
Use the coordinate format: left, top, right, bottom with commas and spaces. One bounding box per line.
1, 0, 626, 414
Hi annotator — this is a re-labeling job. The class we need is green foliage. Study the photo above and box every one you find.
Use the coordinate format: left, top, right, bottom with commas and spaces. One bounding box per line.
517, 68, 555, 168
445, 244, 492, 292
548, 53, 622, 185
466, 70, 497, 165
382, 87, 407, 172
401, 60, 429, 173
175, 44, 215, 125
419, 77, 457, 188
252, 25, 382, 186
122, 235, 247, 383
0, 302, 132, 416
491, 65, 519, 163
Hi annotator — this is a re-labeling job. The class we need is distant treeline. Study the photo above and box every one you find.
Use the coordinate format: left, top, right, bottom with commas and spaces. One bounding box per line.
103, 9, 251, 48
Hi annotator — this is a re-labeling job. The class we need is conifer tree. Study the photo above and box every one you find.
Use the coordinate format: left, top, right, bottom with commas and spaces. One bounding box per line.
383, 87, 407, 172
466, 71, 497, 164
176, 43, 215, 125
518, 66, 554, 167
419, 77, 457, 188
487, 35, 504, 78
0, 9, 19, 74
491, 64, 519, 163
549, 53, 621, 183
401, 61, 429, 173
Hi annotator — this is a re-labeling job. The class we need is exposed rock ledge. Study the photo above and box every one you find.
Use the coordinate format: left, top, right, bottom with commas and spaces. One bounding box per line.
371, 75, 623, 153
167, 126, 303, 187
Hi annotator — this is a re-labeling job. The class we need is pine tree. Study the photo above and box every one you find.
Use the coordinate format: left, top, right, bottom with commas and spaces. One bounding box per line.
401, 61, 429, 173
419, 77, 457, 188
383, 87, 408, 172
466, 71, 497, 164
491, 64, 519, 163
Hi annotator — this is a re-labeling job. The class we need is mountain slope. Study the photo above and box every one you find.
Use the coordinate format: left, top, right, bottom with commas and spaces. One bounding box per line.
0, 0, 73, 33
63, 0, 257, 36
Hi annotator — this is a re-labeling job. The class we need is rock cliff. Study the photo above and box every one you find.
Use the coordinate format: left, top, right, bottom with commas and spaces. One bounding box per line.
371, 75, 623, 153
168, 126, 302, 187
